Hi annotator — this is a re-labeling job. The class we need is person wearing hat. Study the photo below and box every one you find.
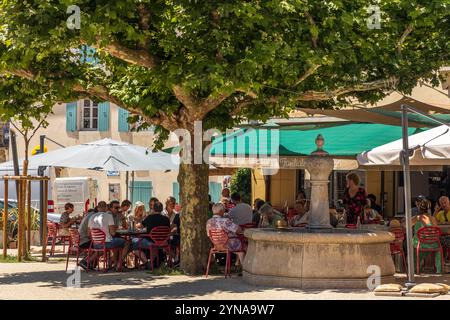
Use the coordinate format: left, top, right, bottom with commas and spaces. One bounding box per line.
412, 198, 442, 273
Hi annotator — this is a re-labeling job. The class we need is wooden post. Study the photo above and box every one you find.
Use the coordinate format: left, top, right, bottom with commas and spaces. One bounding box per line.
21, 179, 27, 258
17, 179, 23, 261
41, 179, 48, 261
3, 179, 8, 258
27, 179, 32, 252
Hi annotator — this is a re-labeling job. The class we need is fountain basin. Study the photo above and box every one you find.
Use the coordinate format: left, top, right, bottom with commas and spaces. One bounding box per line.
243, 228, 395, 289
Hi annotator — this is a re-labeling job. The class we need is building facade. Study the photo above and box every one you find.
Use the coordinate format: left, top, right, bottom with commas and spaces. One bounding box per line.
6, 100, 224, 211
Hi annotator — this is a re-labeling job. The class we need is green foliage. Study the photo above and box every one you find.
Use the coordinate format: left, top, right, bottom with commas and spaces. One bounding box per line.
0, 254, 38, 263
0, 208, 40, 244
230, 168, 252, 204
0, 0, 447, 140
146, 264, 185, 276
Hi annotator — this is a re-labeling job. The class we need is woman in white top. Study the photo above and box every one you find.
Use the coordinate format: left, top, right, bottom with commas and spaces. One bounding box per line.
129, 201, 147, 224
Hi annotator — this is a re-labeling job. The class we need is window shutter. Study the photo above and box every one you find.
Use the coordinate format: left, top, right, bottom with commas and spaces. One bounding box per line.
118, 108, 130, 132
98, 101, 110, 132
130, 181, 153, 210
172, 182, 180, 204
66, 102, 77, 132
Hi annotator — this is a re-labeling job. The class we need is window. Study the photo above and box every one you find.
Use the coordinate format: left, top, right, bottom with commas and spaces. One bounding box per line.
81, 99, 99, 130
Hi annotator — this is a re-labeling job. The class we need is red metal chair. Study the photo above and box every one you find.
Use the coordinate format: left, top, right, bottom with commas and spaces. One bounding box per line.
205, 228, 245, 278
137, 226, 172, 271
389, 228, 407, 272
416, 226, 444, 274
46, 222, 70, 256
65, 228, 87, 271
87, 228, 122, 272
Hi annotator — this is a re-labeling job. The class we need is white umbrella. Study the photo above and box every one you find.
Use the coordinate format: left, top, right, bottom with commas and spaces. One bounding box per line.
357, 125, 450, 167
0, 138, 180, 171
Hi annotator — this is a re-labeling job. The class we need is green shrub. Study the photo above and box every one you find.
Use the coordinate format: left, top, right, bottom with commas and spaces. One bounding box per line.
230, 168, 252, 204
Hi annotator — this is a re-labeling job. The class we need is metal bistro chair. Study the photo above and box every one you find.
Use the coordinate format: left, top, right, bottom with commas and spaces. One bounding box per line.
205, 228, 245, 278
87, 228, 122, 272
389, 228, 407, 273
47, 222, 70, 256
137, 226, 172, 271
65, 228, 88, 271
416, 226, 444, 274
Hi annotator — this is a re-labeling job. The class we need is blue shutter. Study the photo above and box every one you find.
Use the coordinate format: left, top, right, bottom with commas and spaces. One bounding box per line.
130, 181, 153, 210
66, 102, 77, 132
98, 101, 110, 132
172, 182, 180, 204
81, 45, 98, 64
209, 182, 221, 203
118, 108, 130, 132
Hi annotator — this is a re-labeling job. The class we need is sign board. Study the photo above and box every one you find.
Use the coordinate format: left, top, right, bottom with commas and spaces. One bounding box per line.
55, 181, 85, 204
54, 177, 97, 215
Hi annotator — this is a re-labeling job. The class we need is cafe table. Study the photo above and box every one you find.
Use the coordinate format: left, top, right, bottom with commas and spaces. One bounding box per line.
115, 229, 149, 269
116, 228, 148, 239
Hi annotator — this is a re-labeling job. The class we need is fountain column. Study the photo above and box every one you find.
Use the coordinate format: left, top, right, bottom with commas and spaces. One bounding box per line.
304, 134, 334, 230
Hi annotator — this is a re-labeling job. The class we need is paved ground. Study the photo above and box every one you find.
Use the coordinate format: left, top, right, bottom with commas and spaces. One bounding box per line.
1, 246, 450, 300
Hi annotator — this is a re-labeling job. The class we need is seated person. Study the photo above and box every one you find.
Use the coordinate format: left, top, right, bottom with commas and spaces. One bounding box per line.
363, 199, 382, 223
290, 211, 309, 227
59, 203, 78, 237
295, 190, 309, 215
88, 201, 126, 271
78, 209, 98, 270
120, 200, 132, 217
206, 203, 245, 266
258, 203, 285, 228
412, 199, 442, 273
433, 196, 450, 224
367, 194, 382, 215
252, 198, 265, 226
329, 205, 339, 228
110, 200, 128, 229
129, 201, 147, 224
169, 208, 181, 266
132, 201, 170, 268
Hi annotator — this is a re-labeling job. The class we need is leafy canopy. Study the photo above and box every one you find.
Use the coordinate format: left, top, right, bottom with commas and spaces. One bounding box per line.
0, 0, 448, 144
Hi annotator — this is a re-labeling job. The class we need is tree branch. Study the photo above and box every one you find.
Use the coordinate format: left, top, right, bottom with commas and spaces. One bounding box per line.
291, 64, 321, 87
304, 11, 318, 49
102, 41, 158, 69
396, 25, 413, 54
293, 77, 399, 101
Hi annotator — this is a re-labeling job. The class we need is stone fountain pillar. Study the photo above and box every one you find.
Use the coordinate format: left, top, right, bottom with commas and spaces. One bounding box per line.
304, 134, 334, 230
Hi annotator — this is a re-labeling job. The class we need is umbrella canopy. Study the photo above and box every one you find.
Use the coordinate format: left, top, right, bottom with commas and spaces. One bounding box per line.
0, 138, 180, 171
357, 125, 450, 166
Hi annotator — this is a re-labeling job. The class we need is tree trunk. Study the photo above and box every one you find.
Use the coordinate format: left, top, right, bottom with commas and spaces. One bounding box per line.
178, 162, 210, 275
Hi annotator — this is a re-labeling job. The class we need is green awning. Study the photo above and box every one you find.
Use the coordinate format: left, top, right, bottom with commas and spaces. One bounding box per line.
210, 123, 424, 157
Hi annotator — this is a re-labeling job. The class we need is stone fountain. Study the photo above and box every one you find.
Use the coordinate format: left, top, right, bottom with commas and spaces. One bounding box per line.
242, 135, 395, 289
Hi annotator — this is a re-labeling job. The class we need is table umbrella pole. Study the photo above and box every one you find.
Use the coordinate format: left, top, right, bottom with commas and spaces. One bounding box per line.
401, 104, 416, 288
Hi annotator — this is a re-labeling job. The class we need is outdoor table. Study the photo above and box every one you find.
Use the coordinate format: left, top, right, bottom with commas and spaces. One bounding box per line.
116, 229, 148, 237
115, 229, 149, 269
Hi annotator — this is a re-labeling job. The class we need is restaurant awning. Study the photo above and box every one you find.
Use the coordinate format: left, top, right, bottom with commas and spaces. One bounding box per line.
210, 123, 424, 158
